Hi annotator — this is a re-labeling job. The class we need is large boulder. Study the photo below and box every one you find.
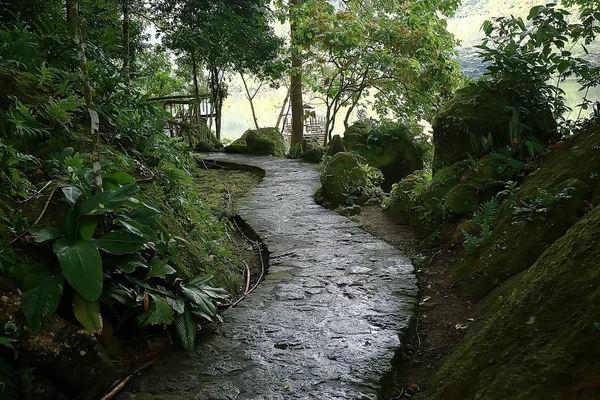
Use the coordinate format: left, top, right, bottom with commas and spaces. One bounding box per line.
301, 139, 324, 163
191, 123, 223, 152
432, 81, 559, 172
451, 122, 600, 297
326, 134, 346, 156
383, 173, 426, 224
344, 120, 424, 191
430, 203, 600, 399
223, 132, 249, 154
320, 152, 369, 206
245, 128, 285, 157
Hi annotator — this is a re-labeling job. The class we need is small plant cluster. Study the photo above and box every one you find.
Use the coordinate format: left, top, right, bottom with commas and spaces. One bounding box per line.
21, 156, 228, 350
462, 180, 577, 254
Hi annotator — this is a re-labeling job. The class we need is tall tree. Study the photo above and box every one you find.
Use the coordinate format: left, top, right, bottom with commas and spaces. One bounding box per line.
294, 0, 462, 141
289, 0, 304, 147
153, 0, 282, 139
122, 0, 131, 82
66, 0, 102, 193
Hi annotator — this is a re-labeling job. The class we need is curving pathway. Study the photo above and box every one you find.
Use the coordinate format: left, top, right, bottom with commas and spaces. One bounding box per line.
118, 154, 417, 400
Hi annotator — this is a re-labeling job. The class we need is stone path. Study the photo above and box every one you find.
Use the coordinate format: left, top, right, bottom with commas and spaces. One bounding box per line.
119, 154, 417, 400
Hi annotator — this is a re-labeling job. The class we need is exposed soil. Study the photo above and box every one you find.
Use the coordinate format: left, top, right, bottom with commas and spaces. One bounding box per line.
356, 204, 475, 399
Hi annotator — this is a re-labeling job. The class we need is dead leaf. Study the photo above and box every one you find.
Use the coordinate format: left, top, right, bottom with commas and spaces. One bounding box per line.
143, 291, 149, 312
455, 323, 468, 330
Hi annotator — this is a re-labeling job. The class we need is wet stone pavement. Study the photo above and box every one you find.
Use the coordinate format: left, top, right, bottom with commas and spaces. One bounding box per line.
118, 154, 418, 400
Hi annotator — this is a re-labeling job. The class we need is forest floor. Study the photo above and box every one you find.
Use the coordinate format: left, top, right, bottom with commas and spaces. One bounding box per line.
354, 205, 475, 399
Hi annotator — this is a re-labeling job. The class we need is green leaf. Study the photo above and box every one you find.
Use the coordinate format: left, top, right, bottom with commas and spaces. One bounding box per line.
147, 257, 176, 279
148, 294, 174, 325
129, 207, 160, 227
72, 293, 103, 334
175, 308, 196, 351
166, 295, 185, 314
187, 274, 214, 287
62, 185, 82, 206
100, 283, 139, 306
116, 253, 148, 273
79, 216, 101, 240
0, 337, 15, 350
106, 170, 136, 185
22, 267, 64, 332
181, 285, 217, 317
79, 184, 139, 216
31, 227, 62, 243
53, 239, 103, 301
94, 231, 147, 255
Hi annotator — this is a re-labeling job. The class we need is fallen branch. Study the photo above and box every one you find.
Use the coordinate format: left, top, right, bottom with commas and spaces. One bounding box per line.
0, 187, 58, 253
18, 180, 55, 204
100, 356, 161, 400
244, 262, 251, 294
34, 187, 57, 225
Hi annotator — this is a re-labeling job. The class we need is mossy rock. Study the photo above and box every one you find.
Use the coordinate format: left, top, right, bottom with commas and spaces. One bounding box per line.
452, 123, 600, 297
344, 120, 424, 191
223, 133, 249, 154
407, 164, 464, 233
191, 124, 223, 152
301, 139, 324, 163
430, 203, 600, 400
320, 152, 368, 206
460, 154, 512, 182
326, 134, 346, 156
432, 81, 558, 172
384, 173, 426, 224
445, 181, 505, 218
245, 128, 285, 157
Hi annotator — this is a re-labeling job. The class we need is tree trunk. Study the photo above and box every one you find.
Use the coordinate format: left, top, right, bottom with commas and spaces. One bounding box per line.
210, 67, 223, 140
289, 0, 304, 147
67, 0, 102, 194
276, 84, 290, 129
241, 73, 260, 129
122, 0, 130, 82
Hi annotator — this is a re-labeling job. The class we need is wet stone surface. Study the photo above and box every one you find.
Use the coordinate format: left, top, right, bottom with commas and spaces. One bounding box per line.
118, 154, 418, 400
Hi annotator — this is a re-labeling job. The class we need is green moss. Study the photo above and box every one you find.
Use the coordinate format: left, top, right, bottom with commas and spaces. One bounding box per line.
384, 173, 426, 224
320, 152, 369, 207
452, 124, 600, 297
430, 204, 600, 400
326, 134, 346, 156
407, 164, 463, 232
344, 120, 424, 190
301, 139, 324, 163
224, 133, 249, 154
245, 128, 285, 157
432, 80, 558, 172
189, 123, 223, 152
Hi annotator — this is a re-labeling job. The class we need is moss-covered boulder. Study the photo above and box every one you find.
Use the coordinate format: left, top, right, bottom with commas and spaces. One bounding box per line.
326, 134, 346, 156
432, 81, 558, 172
320, 152, 369, 206
344, 120, 424, 191
383, 173, 426, 224
301, 139, 324, 163
190, 123, 223, 152
452, 124, 600, 297
430, 203, 600, 400
223, 132, 249, 154
245, 128, 285, 157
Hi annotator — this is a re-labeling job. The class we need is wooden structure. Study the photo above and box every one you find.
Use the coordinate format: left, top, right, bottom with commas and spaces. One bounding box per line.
282, 104, 327, 144
149, 94, 216, 137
